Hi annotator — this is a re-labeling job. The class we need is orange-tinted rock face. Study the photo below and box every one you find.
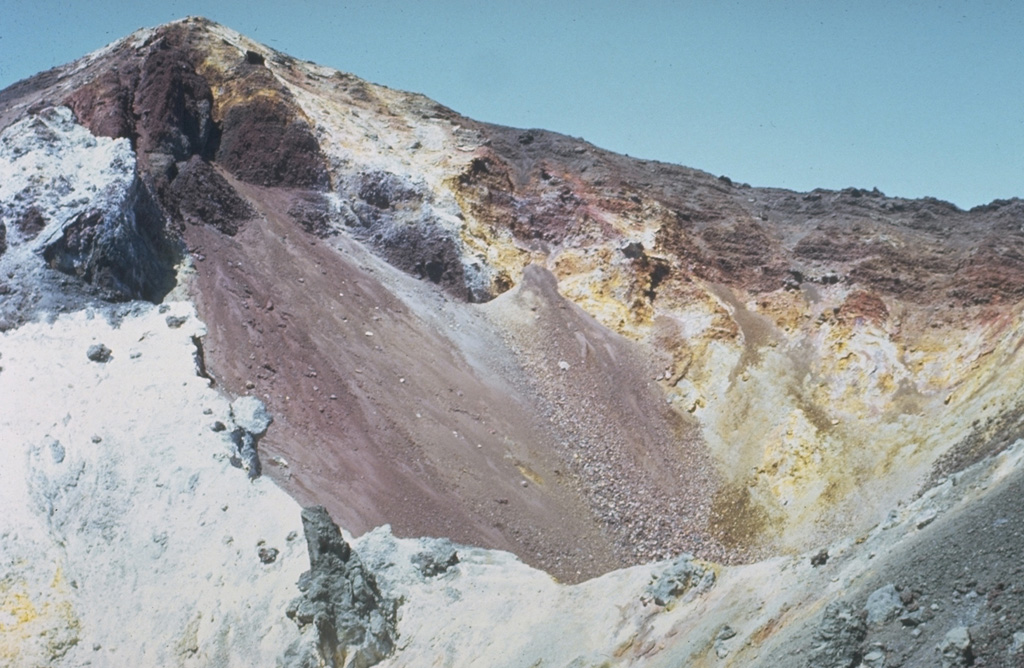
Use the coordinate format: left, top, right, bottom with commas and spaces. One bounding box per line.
5, 16, 1024, 581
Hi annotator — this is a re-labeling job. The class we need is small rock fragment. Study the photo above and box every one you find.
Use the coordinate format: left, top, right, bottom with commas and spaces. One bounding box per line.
811, 549, 829, 567
714, 625, 736, 658
861, 648, 885, 667
258, 546, 279, 564
87, 343, 112, 363
899, 609, 925, 627
165, 315, 188, 328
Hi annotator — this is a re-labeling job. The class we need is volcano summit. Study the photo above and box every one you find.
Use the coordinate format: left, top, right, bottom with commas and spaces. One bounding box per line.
3, 17, 1024, 667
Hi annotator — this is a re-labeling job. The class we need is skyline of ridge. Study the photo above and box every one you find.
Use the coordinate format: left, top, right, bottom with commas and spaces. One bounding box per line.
2, 1, 1021, 209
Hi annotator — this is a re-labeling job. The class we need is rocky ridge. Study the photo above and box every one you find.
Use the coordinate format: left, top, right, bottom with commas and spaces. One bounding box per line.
2, 16, 1024, 667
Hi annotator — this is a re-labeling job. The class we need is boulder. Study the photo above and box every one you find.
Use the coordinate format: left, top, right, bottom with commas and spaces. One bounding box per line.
864, 584, 903, 624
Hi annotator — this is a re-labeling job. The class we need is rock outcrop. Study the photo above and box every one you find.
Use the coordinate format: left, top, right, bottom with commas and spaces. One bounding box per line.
0, 106, 177, 329
227, 395, 271, 478
286, 506, 397, 668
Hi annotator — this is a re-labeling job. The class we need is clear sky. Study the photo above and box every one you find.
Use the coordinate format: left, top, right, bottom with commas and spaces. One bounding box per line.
1, 1, 1021, 208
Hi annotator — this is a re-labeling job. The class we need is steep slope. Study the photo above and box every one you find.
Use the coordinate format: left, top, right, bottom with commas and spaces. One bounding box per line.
3, 16, 1024, 667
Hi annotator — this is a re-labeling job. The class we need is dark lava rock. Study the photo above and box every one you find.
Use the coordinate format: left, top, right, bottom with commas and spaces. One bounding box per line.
244, 50, 265, 66
40, 178, 178, 303
214, 71, 329, 189
229, 428, 262, 480
347, 169, 485, 299
14, 207, 47, 239
288, 193, 337, 238
132, 26, 217, 165
285, 506, 396, 668
357, 170, 419, 210
64, 65, 142, 145
167, 156, 254, 236
86, 344, 112, 363
811, 549, 830, 567
258, 546, 279, 564
165, 314, 188, 328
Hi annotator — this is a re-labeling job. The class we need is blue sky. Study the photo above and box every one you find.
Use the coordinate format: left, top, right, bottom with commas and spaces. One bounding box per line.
1, 1, 1021, 208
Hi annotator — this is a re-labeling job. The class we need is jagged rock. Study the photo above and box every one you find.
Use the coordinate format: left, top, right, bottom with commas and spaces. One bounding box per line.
286, 506, 397, 668
938, 627, 973, 668
229, 428, 262, 479
167, 155, 254, 235
646, 554, 715, 607
215, 81, 329, 188
288, 193, 337, 238
411, 539, 459, 577
864, 584, 903, 624
807, 602, 867, 668
86, 343, 112, 362
224, 397, 272, 479
0, 107, 177, 328
38, 172, 175, 302
811, 549, 830, 567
